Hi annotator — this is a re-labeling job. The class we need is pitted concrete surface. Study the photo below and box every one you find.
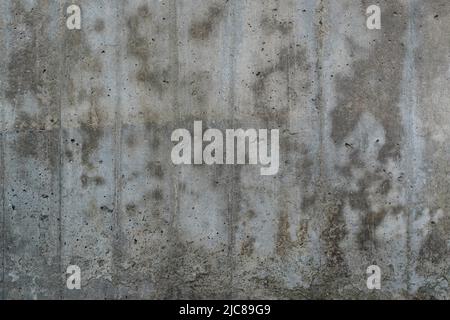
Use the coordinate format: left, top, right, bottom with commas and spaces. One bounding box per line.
1, 0, 450, 299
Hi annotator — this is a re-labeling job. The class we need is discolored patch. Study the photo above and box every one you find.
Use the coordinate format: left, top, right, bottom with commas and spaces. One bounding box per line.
416, 222, 450, 274
6, 1, 60, 127
240, 236, 255, 256
260, 15, 293, 35
152, 188, 164, 201
80, 174, 105, 188
94, 19, 105, 32
321, 200, 347, 274
127, 6, 170, 96
125, 132, 137, 148
331, 0, 407, 163
189, 3, 227, 40
65, 150, 74, 161
357, 206, 403, 251
15, 130, 39, 159
147, 162, 164, 179
80, 120, 103, 168
182, 71, 212, 111
13, 128, 59, 168
275, 211, 293, 256
252, 46, 309, 125
125, 203, 137, 215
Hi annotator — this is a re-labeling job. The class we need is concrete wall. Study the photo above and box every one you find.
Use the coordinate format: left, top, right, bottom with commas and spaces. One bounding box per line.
1, 0, 450, 299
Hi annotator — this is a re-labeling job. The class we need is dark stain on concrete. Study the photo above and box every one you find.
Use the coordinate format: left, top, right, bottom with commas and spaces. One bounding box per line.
189, 2, 227, 40
147, 162, 164, 179
15, 130, 39, 159
6, 1, 60, 127
260, 15, 293, 35
332, 0, 407, 163
127, 5, 169, 96
276, 211, 293, 256
125, 203, 137, 216
14, 128, 59, 169
252, 46, 308, 125
63, 13, 102, 75
152, 188, 164, 201
125, 131, 137, 148
302, 2, 411, 285
321, 200, 348, 276
337, 162, 402, 251
94, 19, 105, 32
416, 212, 450, 278
80, 174, 105, 188
80, 119, 103, 168
183, 71, 212, 112
65, 149, 74, 161
150, 132, 161, 150
240, 236, 255, 256
357, 206, 403, 251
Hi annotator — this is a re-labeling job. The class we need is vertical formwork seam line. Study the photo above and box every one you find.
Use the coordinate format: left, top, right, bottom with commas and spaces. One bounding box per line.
57, 1, 65, 300
1, 133, 6, 300
404, 0, 419, 295
112, 1, 125, 299
226, 0, 242, 299
170, 0, 181, 298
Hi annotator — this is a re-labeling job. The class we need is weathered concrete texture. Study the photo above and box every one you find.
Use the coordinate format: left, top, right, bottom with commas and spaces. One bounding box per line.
1, 0, 450, 299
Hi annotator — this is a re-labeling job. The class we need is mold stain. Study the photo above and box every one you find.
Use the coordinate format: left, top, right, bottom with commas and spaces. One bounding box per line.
275, 211, 293, 256
13, 113, 59, 168
348, 171, 390, 249
306, 1, 411, 282
125, 131, 137, 148
357, 206, 403, 251
127, 5, 169, 96
240, 236, 255, 256
332, 1, 407, 163
189, 2, 227, 40
15, 130, 39, 159
80, 174, 105, 188
334, 159, 403, 252
147, 162, 164, 179
252, 46, 308, 125
6, 1, 60, 126
152, 188, 164, 201
238, 210, 257, 257
64, 16, 102, 76
65, 149, 74, 161
321, 200, 347, 274
80, 117, 104, 169
94, 19, 105, 32
260, 15, 293, 35
182, 71, 212, 112
125, 203, 137, 216
416, 212, 450, 277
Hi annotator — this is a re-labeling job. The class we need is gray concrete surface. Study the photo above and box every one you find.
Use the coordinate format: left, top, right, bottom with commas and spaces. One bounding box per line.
1, 0, 450, 299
